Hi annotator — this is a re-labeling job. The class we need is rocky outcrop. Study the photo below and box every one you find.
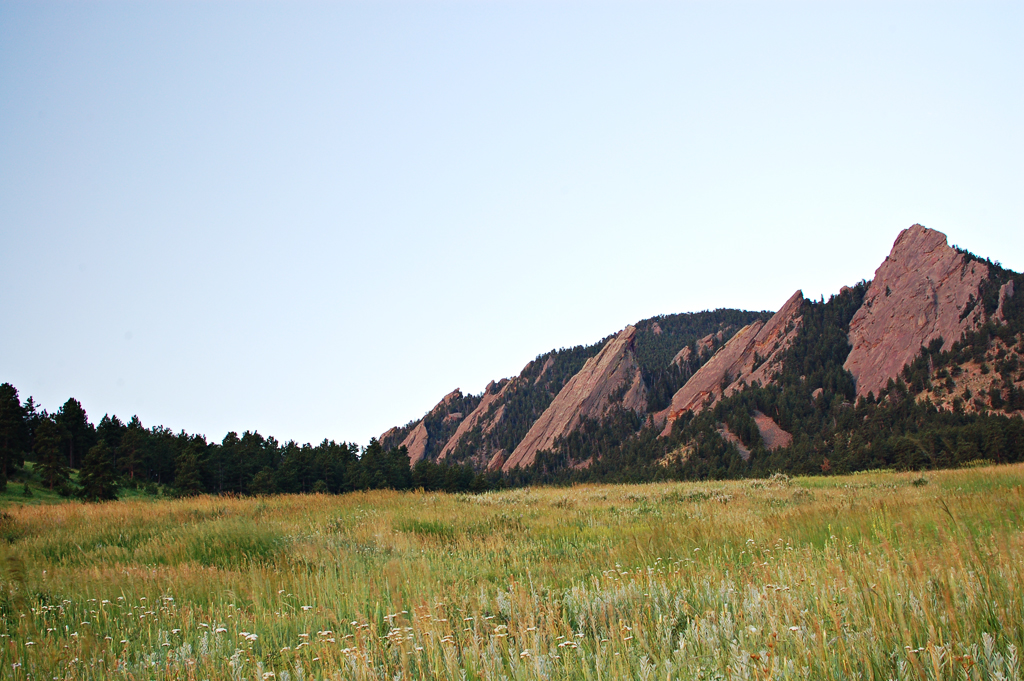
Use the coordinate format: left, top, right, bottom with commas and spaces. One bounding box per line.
995, 280, 1015, 323
717, 425, 751, 460
844, 225, 989, 397
659, 291, 805, 434
502, 326, 648, 471
399, 421, 429, 465
670, 332, 719, 369
382, 389, 468, 464
533, 357, 555, 385
752, 411, 793, 450
432, 389, 464, 416
437, 379, 512, 462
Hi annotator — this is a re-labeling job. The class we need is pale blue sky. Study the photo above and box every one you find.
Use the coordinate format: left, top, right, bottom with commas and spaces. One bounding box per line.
2, 1, 1021, 446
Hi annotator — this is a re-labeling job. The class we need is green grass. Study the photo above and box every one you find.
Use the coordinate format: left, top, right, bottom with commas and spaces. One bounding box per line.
1, 465, 1023, 679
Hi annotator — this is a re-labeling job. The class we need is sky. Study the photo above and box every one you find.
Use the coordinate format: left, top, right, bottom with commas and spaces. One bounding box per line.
1, 1, 1022, 447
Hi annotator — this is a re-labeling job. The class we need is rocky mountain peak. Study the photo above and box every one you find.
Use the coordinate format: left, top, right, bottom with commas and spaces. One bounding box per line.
844, 225, 990, 397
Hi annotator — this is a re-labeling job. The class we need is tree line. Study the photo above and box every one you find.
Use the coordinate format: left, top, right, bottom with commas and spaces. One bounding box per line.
0, 385, 499, 501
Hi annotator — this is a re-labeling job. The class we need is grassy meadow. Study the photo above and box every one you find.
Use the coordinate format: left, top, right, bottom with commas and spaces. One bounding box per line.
1, 466, 1023, 680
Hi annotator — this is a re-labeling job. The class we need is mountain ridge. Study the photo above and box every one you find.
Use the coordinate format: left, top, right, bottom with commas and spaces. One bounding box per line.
382, 224, 1022, 478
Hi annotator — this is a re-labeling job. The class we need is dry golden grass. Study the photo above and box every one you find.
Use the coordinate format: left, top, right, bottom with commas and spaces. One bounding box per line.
1, 465, 1023, 679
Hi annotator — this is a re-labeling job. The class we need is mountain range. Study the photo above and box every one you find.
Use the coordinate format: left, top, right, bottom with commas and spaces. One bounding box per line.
381, 224, 1024, 480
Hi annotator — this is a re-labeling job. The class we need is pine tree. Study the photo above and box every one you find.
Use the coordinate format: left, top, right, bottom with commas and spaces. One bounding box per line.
174, 450, 204, 496
0, 383, 28, 492
78, 441, 119, 501
118, 417, 147, 481
56, 398, 95, 470
33, 416, 70, 491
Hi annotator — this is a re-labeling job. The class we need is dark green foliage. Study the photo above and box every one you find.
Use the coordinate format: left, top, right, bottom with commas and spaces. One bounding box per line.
55, 398, 95, 470
249, 467, 278, 495
634, 309, 772, 411
0, 383, 29, 489
411, 459, 494, 493
77, 441, 119, 501
173, 438, 206, 496
33, 415, 70, 491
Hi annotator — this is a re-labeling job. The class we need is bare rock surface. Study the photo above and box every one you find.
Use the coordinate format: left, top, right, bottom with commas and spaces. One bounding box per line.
534, 357, 555, 385
717, 424, 751, 461
844, 225, 989, 397
659, 291, 804, 434
996, 280, 1015, 323
400, 421, 430, 465
502, 326, 648, 471
432, 389, 464, 416
437, 380, 512, 461
671, 345, 693, 368
752, 411, 793, 450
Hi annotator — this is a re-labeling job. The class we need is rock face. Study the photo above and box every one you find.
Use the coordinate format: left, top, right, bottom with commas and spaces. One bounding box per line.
752, 411, 793, 450
385, 388, 467, 465
844, 225, 989, 397
437, 380, 512, 462
995, 280, 1015, 323
659, 291, 805, 434
399, 421, 430, 465
502, 326, 648, 471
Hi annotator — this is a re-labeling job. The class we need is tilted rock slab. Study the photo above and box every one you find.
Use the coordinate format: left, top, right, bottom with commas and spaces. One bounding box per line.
844, 225, 989, 398
392, 388, 465, 465
658, 290, 805, 435
501, 325, 648, 471
752, 410, 793, 450
399, 421, 430, 465
437, 379, 512, 462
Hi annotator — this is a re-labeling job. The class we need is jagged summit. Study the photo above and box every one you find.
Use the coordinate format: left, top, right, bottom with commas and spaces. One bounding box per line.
845, 224, 990, 397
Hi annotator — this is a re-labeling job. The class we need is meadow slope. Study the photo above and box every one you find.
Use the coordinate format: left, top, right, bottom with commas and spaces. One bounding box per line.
1, 466, 1023, 680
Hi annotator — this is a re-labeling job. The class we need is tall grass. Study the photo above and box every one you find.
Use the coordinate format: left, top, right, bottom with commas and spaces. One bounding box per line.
1, 465, 1022, 679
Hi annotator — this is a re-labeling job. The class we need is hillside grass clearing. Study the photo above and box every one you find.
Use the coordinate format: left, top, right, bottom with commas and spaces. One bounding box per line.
1, 465, 1023, 680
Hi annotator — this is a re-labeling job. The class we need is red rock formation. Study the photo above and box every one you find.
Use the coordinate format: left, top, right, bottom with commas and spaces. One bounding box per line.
671, 345, 693, 368
379, 426, 401, 444
670, 332, 719, 369
399, 421, 429, 465
437, 379, 512, 462
844, 225, 990, 397
485, 449, 506, 471
533, 357, 555, 385
385, 388, 467, 465
502, 326, 648, 471
995, 280, 1015, 323
431, 389, 463, 416
658, 291, 805, 434
752, 411, 793, 450
717, 424, 750, 460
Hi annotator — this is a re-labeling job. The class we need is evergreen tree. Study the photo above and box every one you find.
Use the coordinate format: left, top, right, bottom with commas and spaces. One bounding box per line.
96, 414, 126, 469
118, 416, 147, 481
33, 415, 70, 491
78, 441, 119, 501
249, 467, 278, 495
56, 398, 95, 470
174, 448, 204, 496
0, 383, 28, 492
